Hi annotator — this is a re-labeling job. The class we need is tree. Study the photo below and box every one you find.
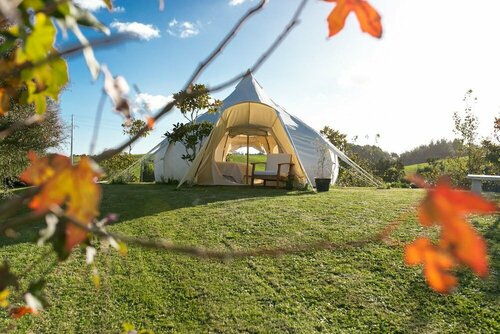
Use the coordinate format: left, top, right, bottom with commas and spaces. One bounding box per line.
0, 100, 66, 187
121, 119, 151, 154
452, 89, 482, 174
320, 126, 348, 152
165, 84, 221, 163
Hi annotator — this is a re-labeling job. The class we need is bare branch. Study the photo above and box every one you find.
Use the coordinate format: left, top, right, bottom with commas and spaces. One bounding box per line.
0, 211, 44, 236
62, 208, 414, 261
0, 35, 130, 80
89, 91, 107, 156
0, 187, 39, 221
0, 114, 45, 139
93, 0, 309, 164
211, 0, 310, 92
184, 0, 268, 89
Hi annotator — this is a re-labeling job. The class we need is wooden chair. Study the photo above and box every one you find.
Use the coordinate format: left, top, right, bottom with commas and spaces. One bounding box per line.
251, 153, 294, 189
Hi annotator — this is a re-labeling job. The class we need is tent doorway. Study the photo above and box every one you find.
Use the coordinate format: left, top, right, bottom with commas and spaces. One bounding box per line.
217, 128, 280, 185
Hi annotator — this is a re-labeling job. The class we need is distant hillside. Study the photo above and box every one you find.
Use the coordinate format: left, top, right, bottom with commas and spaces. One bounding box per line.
399, 139, 461, 165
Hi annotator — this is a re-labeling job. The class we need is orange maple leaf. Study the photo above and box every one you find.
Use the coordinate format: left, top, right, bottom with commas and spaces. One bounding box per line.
418, 179, 496, 276
324, 0, 382, 38
0, 88, 9, 116
20, 152, 102, 252
146, 116, 155, 130
9, 306, 33, 319
405, 237, 457, 293
405, 177, 497, 293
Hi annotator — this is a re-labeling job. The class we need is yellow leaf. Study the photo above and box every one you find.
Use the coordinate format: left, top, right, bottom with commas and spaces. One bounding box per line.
0, 289, 10, 308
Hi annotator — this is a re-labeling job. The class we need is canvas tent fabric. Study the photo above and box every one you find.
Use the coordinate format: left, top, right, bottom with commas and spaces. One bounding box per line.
155, 73, 377, 187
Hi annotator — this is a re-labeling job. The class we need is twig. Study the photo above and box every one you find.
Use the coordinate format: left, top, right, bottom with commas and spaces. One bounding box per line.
184, 0, 268, 89
211, 0, 310, 92
0, 211, 44, 236
89, 91, 107, 156
94, 0, 309, 164
0, 35, 130, 80
0, 114, 45, 139
61, 207, 414, 262
0, 187, 39, 221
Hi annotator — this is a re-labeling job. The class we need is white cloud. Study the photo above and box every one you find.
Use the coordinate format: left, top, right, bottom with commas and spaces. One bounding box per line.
110, 21, 160, 40
229, 0, 252, 6
73, 0, 106, 11
112, 6, 125, 13
73, 0, 125, 12
134, 93, 173, 113
167, 19, 200, 38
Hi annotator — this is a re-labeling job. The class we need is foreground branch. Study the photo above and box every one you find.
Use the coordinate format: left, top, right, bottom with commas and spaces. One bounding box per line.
95, 0, 309, 164
62, 209, 413, 261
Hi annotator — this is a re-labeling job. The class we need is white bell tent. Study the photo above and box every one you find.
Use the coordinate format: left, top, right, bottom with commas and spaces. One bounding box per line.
154, 73, 379, 188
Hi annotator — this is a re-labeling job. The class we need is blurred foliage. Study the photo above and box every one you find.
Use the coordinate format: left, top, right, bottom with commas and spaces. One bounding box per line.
0, 100, 66, 187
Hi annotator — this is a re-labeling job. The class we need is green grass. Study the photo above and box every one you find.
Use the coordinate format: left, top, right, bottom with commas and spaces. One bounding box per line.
404, 157, 468, 175
226, 154, 267, 171
404, 162, 430, 174
0, 185, 498, 333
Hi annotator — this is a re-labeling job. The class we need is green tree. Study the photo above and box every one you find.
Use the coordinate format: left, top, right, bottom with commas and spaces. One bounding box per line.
0, 101, 66, 187
452, 89, 482, 174
122, 119, 151, 154
320, 126, 348, 152
165, 84, 221, 163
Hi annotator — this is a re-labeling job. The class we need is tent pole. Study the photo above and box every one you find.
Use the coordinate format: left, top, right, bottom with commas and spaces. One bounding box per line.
246, 135, 249, 184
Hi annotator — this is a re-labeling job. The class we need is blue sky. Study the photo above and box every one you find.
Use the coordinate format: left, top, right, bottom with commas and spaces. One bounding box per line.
59, 0, 500, 156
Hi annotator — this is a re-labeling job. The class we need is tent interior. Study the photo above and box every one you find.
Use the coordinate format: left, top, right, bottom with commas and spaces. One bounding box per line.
181, 101, 310, 187
213, 127, 278, 184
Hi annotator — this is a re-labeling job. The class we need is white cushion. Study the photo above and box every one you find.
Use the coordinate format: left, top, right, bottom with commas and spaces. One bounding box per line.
264, 154, 292, 174
254, 170, 288, 177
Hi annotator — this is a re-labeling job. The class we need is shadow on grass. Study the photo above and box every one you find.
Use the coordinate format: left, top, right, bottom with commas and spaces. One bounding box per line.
100, 184, 315, 223
0, 184, 315, 247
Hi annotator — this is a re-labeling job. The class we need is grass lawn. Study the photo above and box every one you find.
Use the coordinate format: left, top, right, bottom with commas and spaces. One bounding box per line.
0, 185, 498, 333
226, 154, 267, 171
404, 162, 429, 174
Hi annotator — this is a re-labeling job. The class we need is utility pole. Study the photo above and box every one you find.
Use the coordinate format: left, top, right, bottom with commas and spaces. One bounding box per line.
70, 114, 74, 165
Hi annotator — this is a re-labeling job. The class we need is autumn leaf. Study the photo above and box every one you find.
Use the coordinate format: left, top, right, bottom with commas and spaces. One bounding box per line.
146, 116, 155, 130
324, 0, 382, 38
10, 306, 33, 319
0, 262, 19, 293
405, 178, 497, 293
418, 179, 496, 276
0, 88, 9, 116
0, 289, 10, 308
405, 237, 457, 293
20, 152, 102, 257
103, 0, 113, 10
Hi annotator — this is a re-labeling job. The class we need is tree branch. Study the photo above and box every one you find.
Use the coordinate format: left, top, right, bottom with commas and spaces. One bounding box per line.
210, 0, 310, 92
184, 0, 268, 89
0, 114, 45, 140
61, 208, 414, 262
94, 0, 309, 164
